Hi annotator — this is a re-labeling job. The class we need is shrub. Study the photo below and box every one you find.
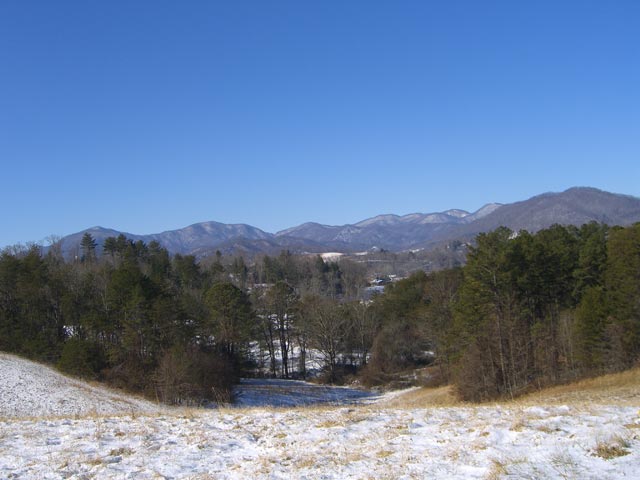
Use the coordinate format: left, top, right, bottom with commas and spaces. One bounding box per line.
153, 345, 235, 405
57, 338, 105, 379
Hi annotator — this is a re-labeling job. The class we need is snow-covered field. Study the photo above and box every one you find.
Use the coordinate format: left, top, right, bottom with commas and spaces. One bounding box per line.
1, 353, 639, 479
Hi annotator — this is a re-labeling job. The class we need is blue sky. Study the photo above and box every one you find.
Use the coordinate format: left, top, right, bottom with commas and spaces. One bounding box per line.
1, 1, 639, 247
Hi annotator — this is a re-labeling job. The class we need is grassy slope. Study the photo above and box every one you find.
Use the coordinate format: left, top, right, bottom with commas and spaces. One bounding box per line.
379, 368, 640, 409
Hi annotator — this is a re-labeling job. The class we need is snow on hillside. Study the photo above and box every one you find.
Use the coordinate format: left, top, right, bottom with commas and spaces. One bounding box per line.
1, 353, 639, 478
0, 353, 163, 418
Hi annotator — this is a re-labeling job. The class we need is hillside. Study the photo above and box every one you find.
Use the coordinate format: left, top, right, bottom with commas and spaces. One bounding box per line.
380, 368, 640, 409
0, 353, 163, 418
424, 187, 640, 247
50, 187, 640, 257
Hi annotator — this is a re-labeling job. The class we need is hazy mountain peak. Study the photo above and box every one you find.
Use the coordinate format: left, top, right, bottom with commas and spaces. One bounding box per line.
354, 214, 401, 228
276, 222, 337, 238
443, 209, 470, 218
465, 203, 503, 221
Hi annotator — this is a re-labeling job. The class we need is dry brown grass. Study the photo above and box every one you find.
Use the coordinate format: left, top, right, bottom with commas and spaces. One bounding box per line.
514, 368, 640, 406
109, 447, 134, 456
376, 449, 394, 458
484, 456, 530, 480
377, 385, 463, 408
381, 368, 640, 409
592, 434, 631, 459
484, 458, 508, 480
315, 419, 343, 428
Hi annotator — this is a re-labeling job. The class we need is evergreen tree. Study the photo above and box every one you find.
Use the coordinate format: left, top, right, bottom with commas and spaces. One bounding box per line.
454, 227, 529, 400
103, 236, 118, 264
574, 286, 608, 371
204, 282, 254, 362
80, 232, 97, 263
605, 224, 640, 368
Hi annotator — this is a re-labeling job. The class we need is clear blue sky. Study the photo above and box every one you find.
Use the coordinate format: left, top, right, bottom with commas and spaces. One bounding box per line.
1, 1, 639, 247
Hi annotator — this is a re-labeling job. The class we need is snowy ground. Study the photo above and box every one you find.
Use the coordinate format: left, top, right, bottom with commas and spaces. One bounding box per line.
1, 353, 640, 479
234, 378, 378, 407
2, 404, 639, 479
0, 353, 163, 418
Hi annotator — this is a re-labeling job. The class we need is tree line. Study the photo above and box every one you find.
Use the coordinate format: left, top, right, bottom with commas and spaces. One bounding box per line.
1, 222, 639, 403
0, 234, 372, 403
369, 222, 640, 400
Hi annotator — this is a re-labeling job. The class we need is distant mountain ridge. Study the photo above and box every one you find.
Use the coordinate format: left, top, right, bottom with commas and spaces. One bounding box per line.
54, 187, 640, 258
56, 222, 273, 258
275, 203, 505, 249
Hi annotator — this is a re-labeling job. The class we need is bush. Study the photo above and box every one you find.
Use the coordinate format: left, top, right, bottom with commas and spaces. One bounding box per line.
368, 323, 432, 375
57, 338, 105, 379
153, 346, 235, 405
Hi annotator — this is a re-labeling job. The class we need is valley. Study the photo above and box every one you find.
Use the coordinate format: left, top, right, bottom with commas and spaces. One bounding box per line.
1, 353, 638, 479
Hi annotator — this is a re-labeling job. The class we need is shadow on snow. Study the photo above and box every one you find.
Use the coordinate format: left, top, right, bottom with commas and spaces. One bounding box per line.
233, 378, 379, 408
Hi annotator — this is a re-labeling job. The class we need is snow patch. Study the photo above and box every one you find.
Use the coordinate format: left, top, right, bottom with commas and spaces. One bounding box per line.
320, 252, 345, 262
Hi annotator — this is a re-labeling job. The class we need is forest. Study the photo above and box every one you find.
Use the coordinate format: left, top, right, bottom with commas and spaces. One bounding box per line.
0, 221, 638, 403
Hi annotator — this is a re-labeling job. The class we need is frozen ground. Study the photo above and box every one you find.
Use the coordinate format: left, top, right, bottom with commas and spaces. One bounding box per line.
2, 404, 639, 479
1, 353, 640, 479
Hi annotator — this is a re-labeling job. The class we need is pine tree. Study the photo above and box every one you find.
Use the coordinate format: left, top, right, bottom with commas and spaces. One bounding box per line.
605, 224, 640, 369
204, 282, 253, 361
80, 232, 97, 263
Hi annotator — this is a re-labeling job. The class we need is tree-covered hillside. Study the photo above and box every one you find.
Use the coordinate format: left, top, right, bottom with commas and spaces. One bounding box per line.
1, 222, 639, 403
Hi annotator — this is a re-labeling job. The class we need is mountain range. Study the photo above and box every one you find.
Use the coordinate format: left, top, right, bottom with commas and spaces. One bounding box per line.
55, 187, 640, 258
